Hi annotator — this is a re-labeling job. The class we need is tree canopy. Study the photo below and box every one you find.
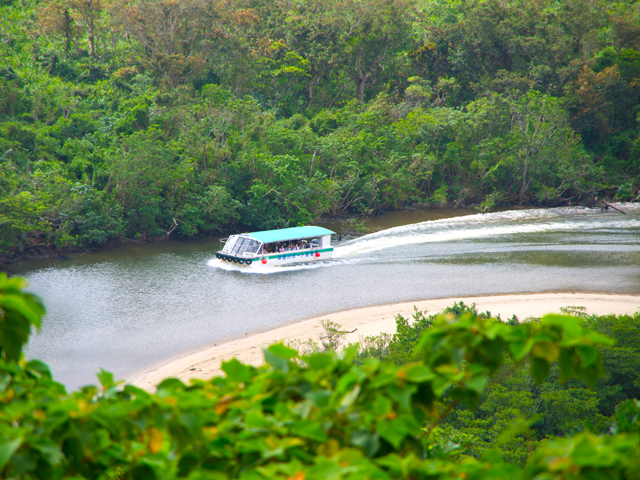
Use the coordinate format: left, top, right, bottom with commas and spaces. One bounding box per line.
1, 0, 639, 259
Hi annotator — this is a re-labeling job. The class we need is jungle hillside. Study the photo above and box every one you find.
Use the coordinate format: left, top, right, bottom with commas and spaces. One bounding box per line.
1, 0, 640, 260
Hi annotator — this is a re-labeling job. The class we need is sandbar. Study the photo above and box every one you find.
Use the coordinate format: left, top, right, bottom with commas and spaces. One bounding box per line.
128, 293, 640, 391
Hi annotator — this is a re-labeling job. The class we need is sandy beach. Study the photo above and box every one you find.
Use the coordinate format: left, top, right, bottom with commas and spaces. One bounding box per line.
128, 292, 640, 390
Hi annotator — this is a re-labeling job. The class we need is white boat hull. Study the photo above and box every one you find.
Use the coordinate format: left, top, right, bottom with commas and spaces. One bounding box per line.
217, 248, 333, 267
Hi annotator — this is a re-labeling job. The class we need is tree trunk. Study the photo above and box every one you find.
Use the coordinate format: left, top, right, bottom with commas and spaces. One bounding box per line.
357, 76, 365, 104
519, 155, 528, 205
63, 9, 72, 54
356, 48, 365, 104
307, 81, 314, 107
88, 0, 96, 58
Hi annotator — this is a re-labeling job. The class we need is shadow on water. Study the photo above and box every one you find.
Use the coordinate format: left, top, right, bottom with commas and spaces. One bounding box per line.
11, 204, 640, 390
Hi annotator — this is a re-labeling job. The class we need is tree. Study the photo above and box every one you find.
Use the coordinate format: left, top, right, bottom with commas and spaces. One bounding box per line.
36, 0, 111, 58
335, 0, 411, 103
504, 91, 593, 205
283, 0, 344, 108
110, 0, 225, 85
108, 128, 189, 236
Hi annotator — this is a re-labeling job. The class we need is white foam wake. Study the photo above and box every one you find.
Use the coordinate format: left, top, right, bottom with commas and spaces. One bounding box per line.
334, 206, 640, 258
207, 257, 359, 274
208, 205, 640, 268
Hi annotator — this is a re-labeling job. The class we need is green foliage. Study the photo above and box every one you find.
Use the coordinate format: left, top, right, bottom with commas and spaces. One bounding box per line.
353, 305, 640, 464
0, 274, 44, 361
1, 0, 640, 259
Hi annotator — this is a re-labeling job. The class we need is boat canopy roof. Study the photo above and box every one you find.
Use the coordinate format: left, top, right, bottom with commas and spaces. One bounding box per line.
245, 226, 335, 244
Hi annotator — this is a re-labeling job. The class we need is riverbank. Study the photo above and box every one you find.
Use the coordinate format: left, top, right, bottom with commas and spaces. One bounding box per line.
5, 202, 633, 268
128, 292, 640, 391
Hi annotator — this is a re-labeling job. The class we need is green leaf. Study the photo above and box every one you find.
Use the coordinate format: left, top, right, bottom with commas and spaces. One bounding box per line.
291, 421, 328, 442
372, 395, 392, 417
306, 390, 332, 407
583, 330, 615, 346
156, 377, 186, 394
266, 343, 298, 359
533, 341, 560, 362
0, 438, 22, 471
263, 348, 289, 373
0, 373, 11, 394
97, 369, 114, 389
23, 360, 53, 380
558, 348, 575, 383
531, 357, 550, 384
508, 339, 533, 362
0, 294, 41, 326
350, 430, 380, 457
465, 374, 489, 394
339, 384, 361, 411
306, 352, 335, 370
404, 364, 435, 383
576, 345, 598, 368
340, 344, 360, 363
377, 419, 407, 450
387, 384, 415, 411
222, 358, 253, 383
33, 443, 64, 466
540, 314, 581, 339
61, 435, 83, 468
244, 410, 270, 429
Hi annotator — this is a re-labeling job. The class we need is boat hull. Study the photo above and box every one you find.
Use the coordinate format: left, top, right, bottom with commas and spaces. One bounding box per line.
217, 248, 333, 266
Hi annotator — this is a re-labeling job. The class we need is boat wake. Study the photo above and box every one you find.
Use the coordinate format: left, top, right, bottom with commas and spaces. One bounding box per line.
333, 205, 640, 258
207, 257, 360, 274
207, 205, 640, 269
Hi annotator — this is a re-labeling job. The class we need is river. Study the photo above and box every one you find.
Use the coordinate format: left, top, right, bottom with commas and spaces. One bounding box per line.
9, 205, 640, 390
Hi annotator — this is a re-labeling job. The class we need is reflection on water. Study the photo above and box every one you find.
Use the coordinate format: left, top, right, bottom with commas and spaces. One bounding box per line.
13, 204, 640, 390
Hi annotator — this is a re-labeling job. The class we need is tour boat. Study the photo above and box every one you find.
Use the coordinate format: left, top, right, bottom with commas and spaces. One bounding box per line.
216, 226, 335, 266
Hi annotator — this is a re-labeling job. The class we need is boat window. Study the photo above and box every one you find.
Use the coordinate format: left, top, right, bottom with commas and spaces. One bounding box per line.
229, 237, 261, 256
222, 235, 238, 253
231, 236, 248, 255
244, 239, 261, 254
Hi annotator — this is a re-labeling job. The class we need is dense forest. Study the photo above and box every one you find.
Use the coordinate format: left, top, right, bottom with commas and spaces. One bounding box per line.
2, 275, 640, 478
1, 0, 640, 260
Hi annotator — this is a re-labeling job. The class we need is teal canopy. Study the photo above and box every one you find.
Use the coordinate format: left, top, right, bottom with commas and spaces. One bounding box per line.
246, 226, 335, 244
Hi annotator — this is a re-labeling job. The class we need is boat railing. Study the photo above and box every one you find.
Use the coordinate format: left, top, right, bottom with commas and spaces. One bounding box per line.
261, 243, 320, 255
221, 237, 324, 257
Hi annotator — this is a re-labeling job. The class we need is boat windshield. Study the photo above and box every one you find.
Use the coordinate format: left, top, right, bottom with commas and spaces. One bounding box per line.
221, 236, 237, 254
230, 236, 262, 256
